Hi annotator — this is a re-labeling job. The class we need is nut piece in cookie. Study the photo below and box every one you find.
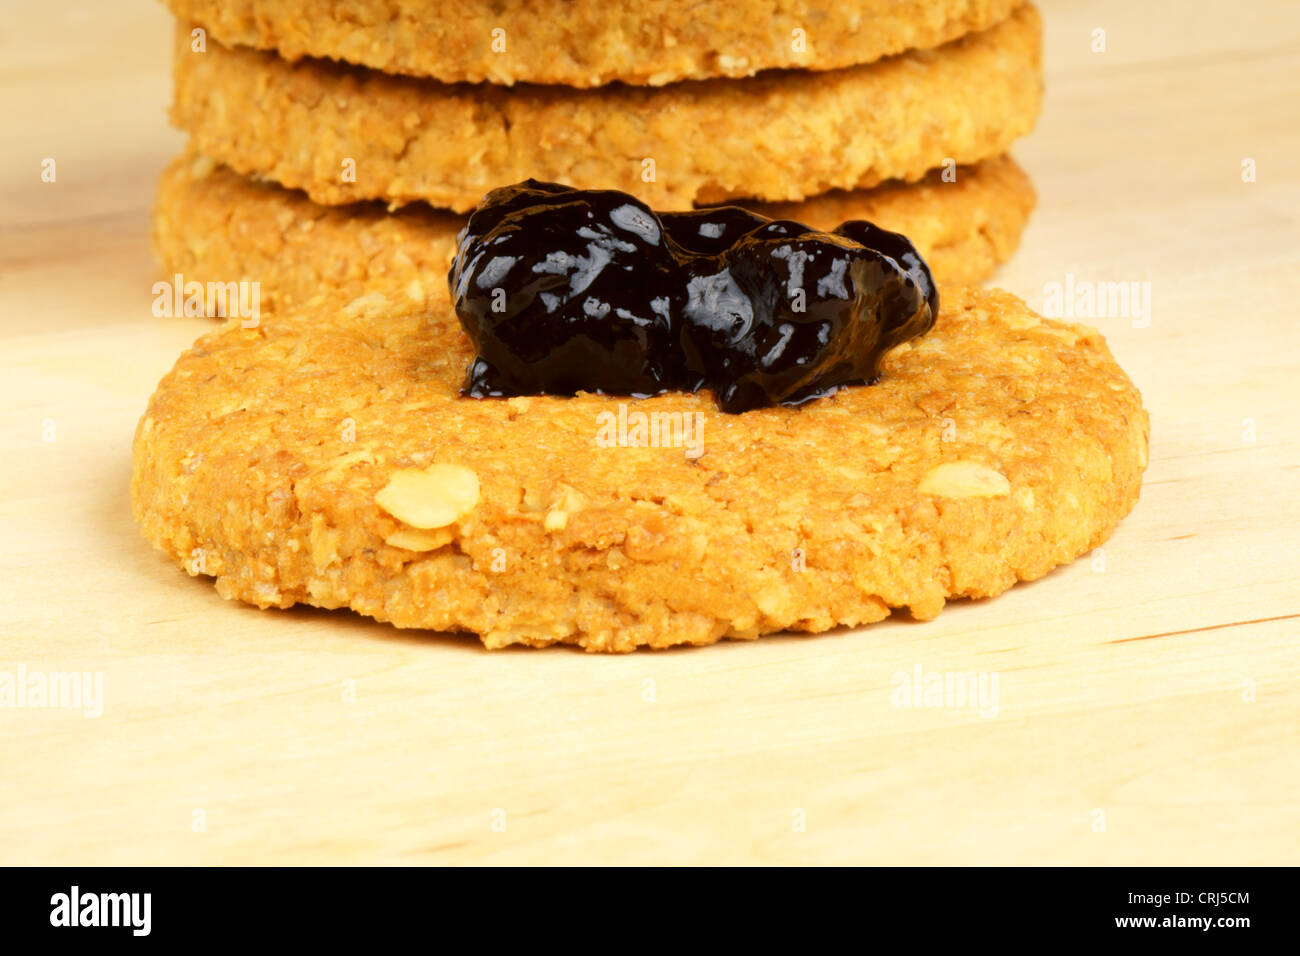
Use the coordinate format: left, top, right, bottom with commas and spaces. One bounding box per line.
374, 464, 480, 529
918, 461, 1012, 498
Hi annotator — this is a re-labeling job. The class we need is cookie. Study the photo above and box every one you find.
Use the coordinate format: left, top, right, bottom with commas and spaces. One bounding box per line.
152, 153, 1035, 312
165, 0, 1024, 87
131, 285, 1148, 652
170, 4, 1043, 212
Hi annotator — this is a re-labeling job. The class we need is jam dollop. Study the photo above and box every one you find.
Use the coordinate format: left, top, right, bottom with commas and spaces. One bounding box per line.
449, 180, 938, 414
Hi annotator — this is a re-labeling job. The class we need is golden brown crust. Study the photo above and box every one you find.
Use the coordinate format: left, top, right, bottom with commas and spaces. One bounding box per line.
152, 153, 1035, 312
131, 285, 1148, 652
170, 4, 1043, 212
166, 0, 1024, 87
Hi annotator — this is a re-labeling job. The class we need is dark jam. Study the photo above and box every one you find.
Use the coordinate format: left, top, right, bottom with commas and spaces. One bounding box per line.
448, 180, 938, 414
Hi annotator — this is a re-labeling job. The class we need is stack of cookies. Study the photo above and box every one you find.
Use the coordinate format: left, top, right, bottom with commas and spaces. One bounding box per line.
152, 0, 1044, 312
134, 3, 1154, 652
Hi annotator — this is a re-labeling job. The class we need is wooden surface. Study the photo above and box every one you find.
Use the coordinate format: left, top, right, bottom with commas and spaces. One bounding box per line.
1, 0, 1297, 865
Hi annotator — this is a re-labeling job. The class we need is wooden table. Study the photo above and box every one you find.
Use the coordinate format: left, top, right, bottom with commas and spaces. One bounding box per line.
1, 0, 1296, 865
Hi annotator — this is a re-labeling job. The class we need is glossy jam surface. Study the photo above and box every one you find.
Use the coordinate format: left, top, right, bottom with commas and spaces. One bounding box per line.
449, 180, 938, 413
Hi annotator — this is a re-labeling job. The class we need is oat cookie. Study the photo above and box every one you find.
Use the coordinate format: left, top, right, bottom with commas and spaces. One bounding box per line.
166, 0, 1024, 87
132, 285, 1148, 652
152, 154, 1035, 311
170, 4, 1042, 212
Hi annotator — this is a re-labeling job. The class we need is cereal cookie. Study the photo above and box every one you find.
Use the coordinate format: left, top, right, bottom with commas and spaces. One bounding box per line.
165, 0, 1024, 87
131, 286, 1148, 652
152, 154, 1035, 311
170, 4, 1042, 212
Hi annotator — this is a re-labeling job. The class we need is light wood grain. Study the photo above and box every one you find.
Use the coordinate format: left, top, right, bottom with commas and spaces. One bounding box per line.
0, 0, 1297, 865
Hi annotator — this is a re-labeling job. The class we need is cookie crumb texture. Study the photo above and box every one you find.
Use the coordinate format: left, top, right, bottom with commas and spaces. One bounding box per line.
152, 154, 1035, 312
131, 286, 1148, 652
170, 4, 1042, 212
166, 0, 1024, 87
